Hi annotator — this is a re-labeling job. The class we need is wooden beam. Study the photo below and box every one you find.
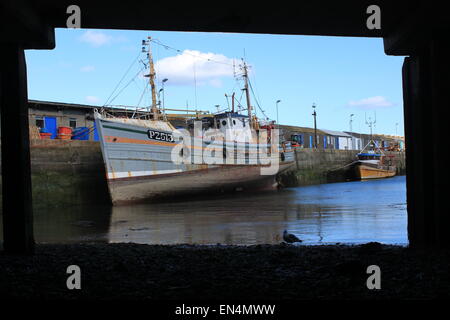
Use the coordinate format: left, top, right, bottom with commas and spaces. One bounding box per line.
402, 35, 450, 248
429, 34, 450, 248
0, 0, 55, 49
30, 0, 400, 37
402, 55, 429, 247
383, 4, 450, 56
1, 45, 35, 254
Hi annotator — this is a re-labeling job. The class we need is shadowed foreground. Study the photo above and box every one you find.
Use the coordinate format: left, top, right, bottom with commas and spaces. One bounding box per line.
1, 243, 449, 300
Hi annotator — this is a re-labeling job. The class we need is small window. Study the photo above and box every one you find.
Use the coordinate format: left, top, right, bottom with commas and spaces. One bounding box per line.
69, 118, 77, 129
35, 116, 44, 129
222, 120, 227, 126
233, 120, 236, 125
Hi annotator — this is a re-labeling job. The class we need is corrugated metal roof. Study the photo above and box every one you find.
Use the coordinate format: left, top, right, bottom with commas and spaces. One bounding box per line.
29, 99, 96, 110
279, 125, 326, 135
320, 129, 352, 137
28, 99, 140, 113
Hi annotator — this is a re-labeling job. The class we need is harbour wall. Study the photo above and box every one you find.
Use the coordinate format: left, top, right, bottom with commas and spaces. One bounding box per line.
279, 148, 406, 187
0, 140, 110, 210
0, 141, 406, 208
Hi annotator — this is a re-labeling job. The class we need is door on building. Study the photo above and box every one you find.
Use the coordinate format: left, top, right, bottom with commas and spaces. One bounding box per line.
44, 116, 57, 139
93, 121, 99, 141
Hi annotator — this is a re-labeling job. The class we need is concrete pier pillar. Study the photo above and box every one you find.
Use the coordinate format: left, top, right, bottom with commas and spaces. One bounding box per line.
0, 45, 35, 254
402, 37, 450, 248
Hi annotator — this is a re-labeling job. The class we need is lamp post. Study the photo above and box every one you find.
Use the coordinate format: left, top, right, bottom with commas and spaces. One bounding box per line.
312, 103, 317, 148
161, 78, 168, 119
276, 99, 281, 127
158, 88, 163, 119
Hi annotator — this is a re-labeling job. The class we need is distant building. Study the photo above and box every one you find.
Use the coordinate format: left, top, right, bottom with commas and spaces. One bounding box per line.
29, 100, 99, 140
28, 100, 156, 140
376, 134, 405, 151
344, 131, 405, 151
279, 125, 327, 149
27, 100, 209, 140
344, 131, 366, 150
24, 100, 405, 150
320, 129, 353, 150
281, 124, 404, 151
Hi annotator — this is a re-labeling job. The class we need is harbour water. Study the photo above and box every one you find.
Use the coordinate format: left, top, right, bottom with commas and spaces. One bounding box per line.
1, 176, 407, 246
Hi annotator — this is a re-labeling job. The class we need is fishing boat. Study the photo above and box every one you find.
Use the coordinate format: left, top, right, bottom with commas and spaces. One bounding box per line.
94, 37, 295, 205
352, 140, 396, 180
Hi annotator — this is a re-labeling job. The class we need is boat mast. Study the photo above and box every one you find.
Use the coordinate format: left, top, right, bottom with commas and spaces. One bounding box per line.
231, 92, 235, 113
365, 113, 376, 143
242, 60, 254, 129
143, 36, 159, 120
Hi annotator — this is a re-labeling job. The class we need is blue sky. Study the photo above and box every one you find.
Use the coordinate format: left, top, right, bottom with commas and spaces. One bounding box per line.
25, 28, 405, 136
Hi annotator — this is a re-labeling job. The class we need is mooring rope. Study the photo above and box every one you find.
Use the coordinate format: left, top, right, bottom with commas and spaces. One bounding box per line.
326, 160, 359, 172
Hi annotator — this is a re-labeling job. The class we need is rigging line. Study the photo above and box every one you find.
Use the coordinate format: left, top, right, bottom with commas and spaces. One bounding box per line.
133, 82, 149, 118
150, 38, 235, 68
225, 79, 239, 112
228, 77, 239, 100
103, 51, 141, 107
106, 65, 146, 106
238, 87, 244, 104
248, 80, 261, 109
155, 39, 160, 84
233, 94, 244, 111
130, 75, 144, 92
136, 81, 150, 108
246, 72, 259, 117
250, 71, 263, 112
236, 89, 245, 111
250, 86, 269, 119
248, 79, 269, 119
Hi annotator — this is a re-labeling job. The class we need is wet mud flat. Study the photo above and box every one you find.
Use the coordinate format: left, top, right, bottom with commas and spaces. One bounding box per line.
1, 242, 449, 300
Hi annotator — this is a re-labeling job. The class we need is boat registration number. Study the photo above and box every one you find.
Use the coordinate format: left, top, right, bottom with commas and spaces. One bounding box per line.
147, 129, 174, 142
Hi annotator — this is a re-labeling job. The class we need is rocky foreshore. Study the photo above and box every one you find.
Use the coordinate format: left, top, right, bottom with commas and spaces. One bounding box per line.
1, 242, 449, 300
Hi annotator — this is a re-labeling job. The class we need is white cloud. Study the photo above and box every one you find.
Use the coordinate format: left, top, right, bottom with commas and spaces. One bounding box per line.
154, 50, 237, 86
85, 96, 100, 104
79, 30, 126, 47
80, 65, 95, 72
348, 96, 394, 109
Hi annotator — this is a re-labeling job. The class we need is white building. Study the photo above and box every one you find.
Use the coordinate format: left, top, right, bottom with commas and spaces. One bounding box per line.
320, 129, 354, 150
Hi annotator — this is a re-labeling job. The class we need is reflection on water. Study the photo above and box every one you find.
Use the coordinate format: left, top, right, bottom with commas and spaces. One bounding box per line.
0, 176, 408, 245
